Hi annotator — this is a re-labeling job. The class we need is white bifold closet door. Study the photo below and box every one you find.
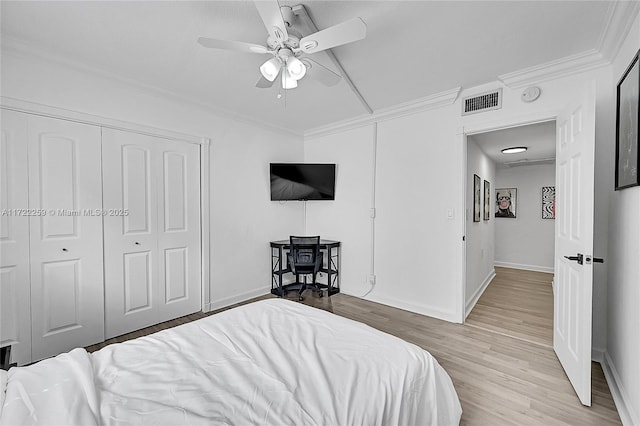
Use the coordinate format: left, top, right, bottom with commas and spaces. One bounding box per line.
0, 110, 32, 365
102, 128, 201, 339
27, 115, 105, 362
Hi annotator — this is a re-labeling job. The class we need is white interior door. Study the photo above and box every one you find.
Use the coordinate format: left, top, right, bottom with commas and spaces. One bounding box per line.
102, 129, 201, 339
0, 110, 32, 365
27, 115, 104, 362
156, 140, 201, 323
554, 81, 596, 406
102, 129, 158, 338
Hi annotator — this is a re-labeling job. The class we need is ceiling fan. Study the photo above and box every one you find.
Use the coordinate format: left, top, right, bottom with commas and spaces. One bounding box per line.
197, 0, 366, 90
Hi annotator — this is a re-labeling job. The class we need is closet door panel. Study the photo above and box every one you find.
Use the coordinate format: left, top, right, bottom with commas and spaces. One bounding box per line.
41, 259, 81, 333
122, 145, 152, 234
103, 129, 201, 337
27, 115, 104, 362
38, 136, 77, 238
124, 251, 153, 313
0, 110, 31, 365
157, 141, 201, 322
102, 129, 159, 339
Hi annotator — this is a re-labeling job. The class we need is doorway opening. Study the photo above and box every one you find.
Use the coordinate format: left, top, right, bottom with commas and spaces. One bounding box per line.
464, 120, 556, 346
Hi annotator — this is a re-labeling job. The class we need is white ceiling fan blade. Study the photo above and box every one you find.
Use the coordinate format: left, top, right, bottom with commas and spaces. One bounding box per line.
301, 58, 342, 86
197, 37, 269, 54
256, 75, 276, 88
299, 17, 366, 54
254, 0, 288, 46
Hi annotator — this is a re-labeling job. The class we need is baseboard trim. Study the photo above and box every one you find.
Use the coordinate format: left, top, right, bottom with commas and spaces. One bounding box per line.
205, 287, 270, 312
465, 269, 496, 319
358, 292, 460, 323
494, 261, 554, 274
591, 347, 605, 363
601, 351, 638, 426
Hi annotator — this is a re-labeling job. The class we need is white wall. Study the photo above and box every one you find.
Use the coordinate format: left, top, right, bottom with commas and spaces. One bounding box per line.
465, 139, 496, 315
605, 10, 640, 425
304, 125, 375, 297
306, 104, 464, 321
493, 164, 556, 272
305, 66, 612, 342
1, 51, 305, 311
376, 107, 463, 320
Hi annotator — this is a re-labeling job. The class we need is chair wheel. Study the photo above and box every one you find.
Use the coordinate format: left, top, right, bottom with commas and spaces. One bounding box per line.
298, 295, 304, 301
319, 291, 324, 298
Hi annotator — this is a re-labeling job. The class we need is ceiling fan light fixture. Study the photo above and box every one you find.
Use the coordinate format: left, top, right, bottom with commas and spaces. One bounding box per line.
282, 66, 298, 89
260, 57, 281, 82
501, 146, 528, 154
286, 57, 307, 80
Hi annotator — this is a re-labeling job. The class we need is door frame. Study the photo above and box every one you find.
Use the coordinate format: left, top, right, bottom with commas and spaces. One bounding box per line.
0, 97, 212, 313
458, 108, 560, 323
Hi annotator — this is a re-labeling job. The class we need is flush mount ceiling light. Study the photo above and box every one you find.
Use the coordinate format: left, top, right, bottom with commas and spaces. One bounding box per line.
501, 147, 528, 154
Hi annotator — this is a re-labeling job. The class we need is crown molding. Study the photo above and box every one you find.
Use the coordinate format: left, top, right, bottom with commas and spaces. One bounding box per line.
498, 49, 608, 89
499, 1, 640, 89
1, 35, 302, 139
1, 96, 210, 145
304, 87, 461, 139
598, 0, 640, 63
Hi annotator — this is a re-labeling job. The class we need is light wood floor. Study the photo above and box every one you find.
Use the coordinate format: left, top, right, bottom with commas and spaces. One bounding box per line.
87, 282, 621, 425
466, 267, 554, 347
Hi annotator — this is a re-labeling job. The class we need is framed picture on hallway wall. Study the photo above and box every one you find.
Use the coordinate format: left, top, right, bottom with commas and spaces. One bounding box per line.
483, 180, 490, 220
542, 186, 555, 219
615, 48, 640, 190
473, 174, 481, 222
495, 188, 516, 218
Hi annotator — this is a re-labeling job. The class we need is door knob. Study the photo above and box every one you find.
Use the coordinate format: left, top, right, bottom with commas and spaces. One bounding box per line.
564, 253, 584, 265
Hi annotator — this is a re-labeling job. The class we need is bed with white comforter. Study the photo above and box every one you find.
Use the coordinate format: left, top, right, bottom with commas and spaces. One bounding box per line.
0, 299, 462, 425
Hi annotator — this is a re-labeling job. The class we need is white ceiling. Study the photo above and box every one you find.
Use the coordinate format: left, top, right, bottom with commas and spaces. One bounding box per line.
0, 1, 627, 135
468, 121, 556, 169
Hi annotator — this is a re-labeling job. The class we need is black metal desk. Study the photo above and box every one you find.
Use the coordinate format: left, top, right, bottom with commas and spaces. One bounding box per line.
270, 239, 340, 297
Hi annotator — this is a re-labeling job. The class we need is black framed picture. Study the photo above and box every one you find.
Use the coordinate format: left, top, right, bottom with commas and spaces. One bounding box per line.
483, 180, 490, 220
615, 49, 640, 190
542, 186, 555, 219
473, 174, 481, 222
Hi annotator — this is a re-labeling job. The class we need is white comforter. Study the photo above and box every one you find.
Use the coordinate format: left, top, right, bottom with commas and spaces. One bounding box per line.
1, 299, 462, 425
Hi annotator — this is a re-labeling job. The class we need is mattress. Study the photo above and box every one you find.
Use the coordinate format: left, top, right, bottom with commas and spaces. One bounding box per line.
0, 298, 462, 425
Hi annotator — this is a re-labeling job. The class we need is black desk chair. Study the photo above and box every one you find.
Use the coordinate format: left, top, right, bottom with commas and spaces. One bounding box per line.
287, 236, 324, 301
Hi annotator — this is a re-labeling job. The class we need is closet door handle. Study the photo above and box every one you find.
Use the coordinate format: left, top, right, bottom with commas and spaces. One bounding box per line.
62, 248, 68, 252
134, 242, 140, 245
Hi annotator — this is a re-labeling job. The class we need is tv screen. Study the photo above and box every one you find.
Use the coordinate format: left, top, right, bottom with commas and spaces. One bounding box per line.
270, 163, 336, 201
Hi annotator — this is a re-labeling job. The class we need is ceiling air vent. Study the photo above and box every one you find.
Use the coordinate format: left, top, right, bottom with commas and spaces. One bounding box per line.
462, 88, 502, 116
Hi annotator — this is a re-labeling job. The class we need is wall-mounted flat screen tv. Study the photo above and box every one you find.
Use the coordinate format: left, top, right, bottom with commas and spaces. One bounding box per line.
270, 163, 336, 201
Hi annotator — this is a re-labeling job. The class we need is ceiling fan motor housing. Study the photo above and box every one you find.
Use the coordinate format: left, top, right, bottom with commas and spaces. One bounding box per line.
267, 29, 302, 51
280, 6, 295, 26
